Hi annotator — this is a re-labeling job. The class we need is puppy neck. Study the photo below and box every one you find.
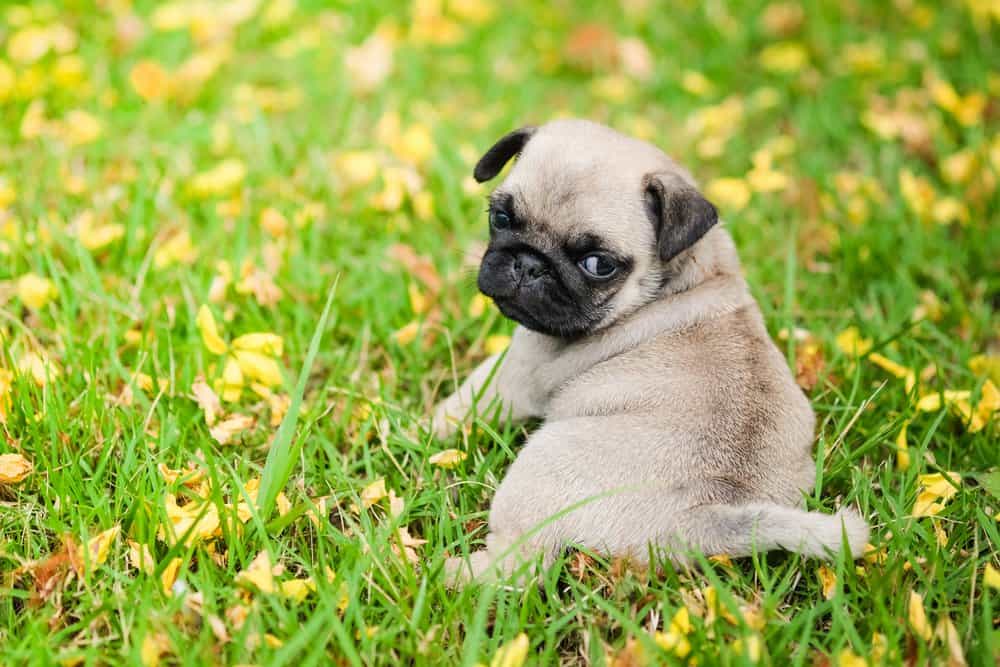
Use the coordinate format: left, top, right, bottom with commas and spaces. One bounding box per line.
659, 224, 744, 297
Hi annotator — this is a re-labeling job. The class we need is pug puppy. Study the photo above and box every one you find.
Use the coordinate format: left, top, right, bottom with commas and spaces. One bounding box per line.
434, 119, 869, 584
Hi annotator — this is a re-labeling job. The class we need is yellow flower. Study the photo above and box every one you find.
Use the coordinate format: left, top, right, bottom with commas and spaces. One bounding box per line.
835, 326, 872, 357
196, 306, 229, 354
259, 207, 288, 237
392, 124, 434, 167
912, 472, 961, 517
344, 31, 394, 94
0, 61, 15, 101
759, 41, 808, 73
867, 352, 916, 393
74, 525, 120, 576
489, 633, 529, 667
7, 26, 51, 64
160, 557, 183, 596
279, 578, 317, 602
196, 307, 285, 399
984, 564, 1000, 589
188, 159, 247, 198
0, 175, 15, 208
236, 550, 278, 593
705, 177, 752, 212
429, 449, 467, 469
333, 150, 379, 190
895, 419, 910, 470
969, 354, 1000, 385
130, 60, 170, 101
908, 591, 932, 641
940, 149, 977, 185
0, 369, 13, 422
484, 335, 511, 355
0, 453, 33, 484
929, 77, 986, 126
817, 564, 837, 600
74, 211, 124, 251
153, 230, 198, 268
681, 70, 715, 97
393, 320, 420, 345
360, 478, 388, 508
899, 169, 936, 220
17, 272, 57, 309
62, 110, 102, 146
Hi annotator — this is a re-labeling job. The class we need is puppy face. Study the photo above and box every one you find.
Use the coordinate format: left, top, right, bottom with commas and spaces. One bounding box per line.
473, 119, 718, 338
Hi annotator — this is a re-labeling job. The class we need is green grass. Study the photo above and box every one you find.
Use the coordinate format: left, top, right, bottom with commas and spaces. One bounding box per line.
1, 0, 998, 664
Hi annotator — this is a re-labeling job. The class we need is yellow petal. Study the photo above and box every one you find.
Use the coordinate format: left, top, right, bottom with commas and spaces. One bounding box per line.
759, 41, 808, 73
259, 207, 289, 238
279, 578, 317, 602
429, 448, 467, 469
817, 564, 836, 600
188, 159, 246, 198
836, 648, 867, 667
233, 349, 283, 387
191, 377, 222, 426
654, 630, 691, 658
912, 472, 961, 517
0, 453, 33, 484
484, 335, 511, 355
895, 420, 910, 471
196, 306, 228, 354
867, 352, 912, 381
907, 591, 932, 641
468, 293, 490, 318
127, 540, 156, 574
361, 478, 387, 508
236, 550, 277, 593
62, 110, 103, 146
231, 332, 284, 356
705, 177, 751, 211
835, 326, 872, 357
969, 354, 1000, 385
153, 230, 198, 268
489, 633, 529, 667
217, 357, 244, 402
984, 564, 1000, 589
17, 351, 61, 386
17, 273, 57, 310
161, 557, 183, 596
75, 525, 120, 575
208, 413, 255, 445
129, 60, 170, 101
393, 320, 420, 345
332, 150, 379, 189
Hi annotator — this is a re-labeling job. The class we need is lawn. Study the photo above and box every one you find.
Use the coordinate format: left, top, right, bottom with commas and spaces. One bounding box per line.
1, 0, 998, 664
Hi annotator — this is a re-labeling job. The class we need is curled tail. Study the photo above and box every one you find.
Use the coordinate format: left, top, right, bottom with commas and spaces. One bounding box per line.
680, 503, 870, 559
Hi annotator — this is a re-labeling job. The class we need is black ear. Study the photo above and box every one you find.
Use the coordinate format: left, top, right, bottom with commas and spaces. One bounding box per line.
644, 174, 718, 263
473, 126, 537, 183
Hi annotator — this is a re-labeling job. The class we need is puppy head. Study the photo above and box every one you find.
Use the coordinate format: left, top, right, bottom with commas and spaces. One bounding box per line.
473, 119, 718, 338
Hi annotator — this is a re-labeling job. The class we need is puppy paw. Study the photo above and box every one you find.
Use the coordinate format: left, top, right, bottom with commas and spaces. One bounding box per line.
835, 508, 871, 559
431, 395, 466, 440
443, 551, 490, 588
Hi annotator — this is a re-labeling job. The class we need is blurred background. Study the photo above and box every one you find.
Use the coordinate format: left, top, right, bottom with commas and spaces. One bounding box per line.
1, 1, 998, 663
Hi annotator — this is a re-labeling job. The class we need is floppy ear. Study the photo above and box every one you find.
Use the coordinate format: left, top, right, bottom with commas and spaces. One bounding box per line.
643, 174, 719, 263
473, 126, 537, 183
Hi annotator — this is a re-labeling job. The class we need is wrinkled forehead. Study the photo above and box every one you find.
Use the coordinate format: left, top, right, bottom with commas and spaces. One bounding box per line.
494, 149, 653, 254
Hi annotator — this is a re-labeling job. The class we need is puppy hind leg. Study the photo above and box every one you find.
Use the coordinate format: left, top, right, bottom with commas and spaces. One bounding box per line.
444, 532, 551, 588
673, 503, 870, 560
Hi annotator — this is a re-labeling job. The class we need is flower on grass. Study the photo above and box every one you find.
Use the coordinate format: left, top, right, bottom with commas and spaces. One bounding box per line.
196, 305, 284, 401
0, 453, 32, 484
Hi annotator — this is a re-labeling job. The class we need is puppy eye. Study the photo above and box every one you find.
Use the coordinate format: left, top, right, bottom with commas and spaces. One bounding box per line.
489, 209, 512, 231
578, 253, 617, 279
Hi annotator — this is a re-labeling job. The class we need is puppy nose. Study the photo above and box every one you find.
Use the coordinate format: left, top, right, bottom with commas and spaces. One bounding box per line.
512, 252, 547, 283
